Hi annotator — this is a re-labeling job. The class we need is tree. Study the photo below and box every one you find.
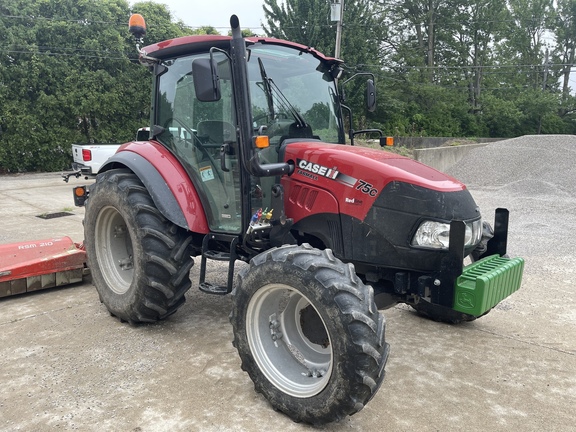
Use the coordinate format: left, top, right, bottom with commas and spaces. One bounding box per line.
443, 0, 507, 112
0, 0, 194, 172
497, 0, 554, 90
554, 0, 576, 104
263, 0, 334, 55
384, 0, 452, 83
262, 0, 382, 68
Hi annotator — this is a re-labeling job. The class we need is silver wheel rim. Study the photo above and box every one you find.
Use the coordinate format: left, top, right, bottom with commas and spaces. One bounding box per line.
246, 283, 333, 398
95, 206, 134, 294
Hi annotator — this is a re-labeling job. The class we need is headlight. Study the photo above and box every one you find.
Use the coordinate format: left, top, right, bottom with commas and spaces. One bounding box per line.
412, 219, 482, 250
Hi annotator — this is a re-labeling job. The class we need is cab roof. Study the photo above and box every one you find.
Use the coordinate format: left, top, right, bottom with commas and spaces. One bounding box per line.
141, 35, 343, 66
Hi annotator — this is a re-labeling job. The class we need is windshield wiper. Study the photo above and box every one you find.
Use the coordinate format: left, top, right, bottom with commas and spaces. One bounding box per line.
257, 58, 307, 129
258, 57, 275, 120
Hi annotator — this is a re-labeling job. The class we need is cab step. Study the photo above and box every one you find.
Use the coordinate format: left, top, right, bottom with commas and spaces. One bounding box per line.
198, 233, 238, 295
203, 250, 231, 261
199, 281, 230, 295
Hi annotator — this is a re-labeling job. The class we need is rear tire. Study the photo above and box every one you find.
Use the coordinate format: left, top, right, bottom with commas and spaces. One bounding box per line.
230, 244, 389, 425
84, 169, 194, 323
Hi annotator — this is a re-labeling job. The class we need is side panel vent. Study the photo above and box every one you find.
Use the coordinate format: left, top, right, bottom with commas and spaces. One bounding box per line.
328, 219, 343, 255
305, 190, 318, 211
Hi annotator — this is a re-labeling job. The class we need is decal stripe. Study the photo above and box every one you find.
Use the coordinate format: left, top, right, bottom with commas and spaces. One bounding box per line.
335, 172, 357, 187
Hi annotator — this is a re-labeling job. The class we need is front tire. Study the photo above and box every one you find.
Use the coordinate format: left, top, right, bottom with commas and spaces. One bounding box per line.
230, 244, 389, 425
84, 169, 194, 323
410, 300, 477, 324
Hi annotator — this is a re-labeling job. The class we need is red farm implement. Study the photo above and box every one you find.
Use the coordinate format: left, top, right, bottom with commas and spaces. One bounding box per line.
0, 237, 87, 298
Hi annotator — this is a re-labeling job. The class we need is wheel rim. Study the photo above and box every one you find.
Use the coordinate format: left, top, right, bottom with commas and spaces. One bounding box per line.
246, 283, 333, 398
95, 206, 134, 294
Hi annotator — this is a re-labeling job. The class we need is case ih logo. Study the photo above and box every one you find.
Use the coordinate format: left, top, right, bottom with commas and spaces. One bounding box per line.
297, 159, 357, 188
297, 159, 339, 179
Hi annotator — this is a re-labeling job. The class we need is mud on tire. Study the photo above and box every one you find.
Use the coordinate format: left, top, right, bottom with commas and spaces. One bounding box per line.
84, 169, 194, 323
230, 244, 390, 425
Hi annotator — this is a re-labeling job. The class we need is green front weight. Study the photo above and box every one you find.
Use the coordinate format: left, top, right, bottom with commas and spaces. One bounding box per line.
453, 255, 525, 317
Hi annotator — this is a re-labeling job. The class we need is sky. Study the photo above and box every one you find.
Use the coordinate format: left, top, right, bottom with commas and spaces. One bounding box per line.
154, 0, 268, 34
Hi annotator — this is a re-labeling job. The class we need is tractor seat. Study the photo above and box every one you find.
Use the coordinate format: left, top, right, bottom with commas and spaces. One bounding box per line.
196, 120, 236, 145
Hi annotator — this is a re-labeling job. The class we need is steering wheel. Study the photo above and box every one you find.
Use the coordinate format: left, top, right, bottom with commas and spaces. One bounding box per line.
253, 112, 291, 124
164, 117, 228, 189
253, 112, 271, 125
164, 117, 198, 146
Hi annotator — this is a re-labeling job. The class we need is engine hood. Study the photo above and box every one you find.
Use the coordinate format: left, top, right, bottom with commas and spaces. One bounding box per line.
282, 141, 469, 222
281, 141, 480, 270
283, 141, 466, 194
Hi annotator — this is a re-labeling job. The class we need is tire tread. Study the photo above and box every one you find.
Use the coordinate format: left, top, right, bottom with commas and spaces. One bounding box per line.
230, 243, 389, 425
85, 169, 194, 324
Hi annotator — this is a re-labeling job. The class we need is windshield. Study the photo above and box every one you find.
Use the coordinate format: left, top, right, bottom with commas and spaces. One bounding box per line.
246, 44, 343, 144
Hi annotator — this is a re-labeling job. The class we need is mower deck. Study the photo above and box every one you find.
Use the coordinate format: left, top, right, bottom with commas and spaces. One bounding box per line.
0, 237, 87, 298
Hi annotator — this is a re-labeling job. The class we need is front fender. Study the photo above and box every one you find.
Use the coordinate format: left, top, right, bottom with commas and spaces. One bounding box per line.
100, 141, 209, 234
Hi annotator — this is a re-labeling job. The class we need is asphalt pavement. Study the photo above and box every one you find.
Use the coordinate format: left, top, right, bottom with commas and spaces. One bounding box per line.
0, 147, 574, 432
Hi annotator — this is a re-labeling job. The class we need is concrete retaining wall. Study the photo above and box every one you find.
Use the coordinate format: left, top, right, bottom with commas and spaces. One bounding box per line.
413, 143, 489, 172
394, 136, 501, 149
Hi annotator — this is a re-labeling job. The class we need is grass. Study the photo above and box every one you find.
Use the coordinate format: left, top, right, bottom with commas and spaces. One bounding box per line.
353, 138, 414, 158
440, 138, 480, 147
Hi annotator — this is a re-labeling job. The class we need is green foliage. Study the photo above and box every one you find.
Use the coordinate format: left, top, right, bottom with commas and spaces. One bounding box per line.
263, 0, 334, 55
479, 94, 523, 137
0, 0, 192, 172
262, 0, 382, 66
304, 103, 331, 130
226, 28, 257, 37
2, 0, 576, 172
261, 0, 576, 139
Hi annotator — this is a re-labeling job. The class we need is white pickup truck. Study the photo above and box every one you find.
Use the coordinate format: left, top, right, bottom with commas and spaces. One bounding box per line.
71, 143, 121, 175
68, 128, 150, 179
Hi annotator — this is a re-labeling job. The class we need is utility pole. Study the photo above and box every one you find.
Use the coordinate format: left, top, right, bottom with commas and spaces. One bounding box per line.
542, 48, 550, 91
331, 0, 345, 59
539, 48, 550, 135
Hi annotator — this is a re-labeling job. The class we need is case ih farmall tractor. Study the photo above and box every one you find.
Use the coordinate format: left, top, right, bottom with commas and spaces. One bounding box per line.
77, 14, 524, 424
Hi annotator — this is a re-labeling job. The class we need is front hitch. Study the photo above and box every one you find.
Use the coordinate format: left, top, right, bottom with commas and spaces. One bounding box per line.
482, 208, 509, 258
420, 208, 524, 317
427, 208, 520, 312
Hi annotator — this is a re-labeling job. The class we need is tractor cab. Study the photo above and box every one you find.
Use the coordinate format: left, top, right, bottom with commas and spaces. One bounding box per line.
140, 35, 347, 238
152, 48, 243, 234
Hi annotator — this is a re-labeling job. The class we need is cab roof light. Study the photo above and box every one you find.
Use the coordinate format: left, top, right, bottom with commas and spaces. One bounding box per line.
128, 14, 147, 40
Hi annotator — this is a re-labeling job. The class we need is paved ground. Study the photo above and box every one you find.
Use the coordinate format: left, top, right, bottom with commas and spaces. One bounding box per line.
0, 139, 574, 432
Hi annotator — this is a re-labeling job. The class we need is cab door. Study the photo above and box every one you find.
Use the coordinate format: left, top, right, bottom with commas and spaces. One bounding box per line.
154, 52, 243, 234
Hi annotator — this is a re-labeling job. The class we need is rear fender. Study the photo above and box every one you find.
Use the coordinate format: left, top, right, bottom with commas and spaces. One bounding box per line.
100, 141, 209, 233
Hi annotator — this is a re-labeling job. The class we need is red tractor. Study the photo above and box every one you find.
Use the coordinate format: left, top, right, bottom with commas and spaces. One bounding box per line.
77, 14, 524, 424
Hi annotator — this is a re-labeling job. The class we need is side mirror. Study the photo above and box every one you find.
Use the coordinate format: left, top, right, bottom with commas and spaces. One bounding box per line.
193, 57, 221, 102
366, 79, 376, 113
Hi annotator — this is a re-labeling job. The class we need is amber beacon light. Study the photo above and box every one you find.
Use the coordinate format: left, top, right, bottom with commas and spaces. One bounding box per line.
128, 14, 147, 39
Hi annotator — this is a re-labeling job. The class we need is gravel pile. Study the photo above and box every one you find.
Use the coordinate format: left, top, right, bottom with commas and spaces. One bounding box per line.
447, 135, 576, 196
446, 135, 576, 261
